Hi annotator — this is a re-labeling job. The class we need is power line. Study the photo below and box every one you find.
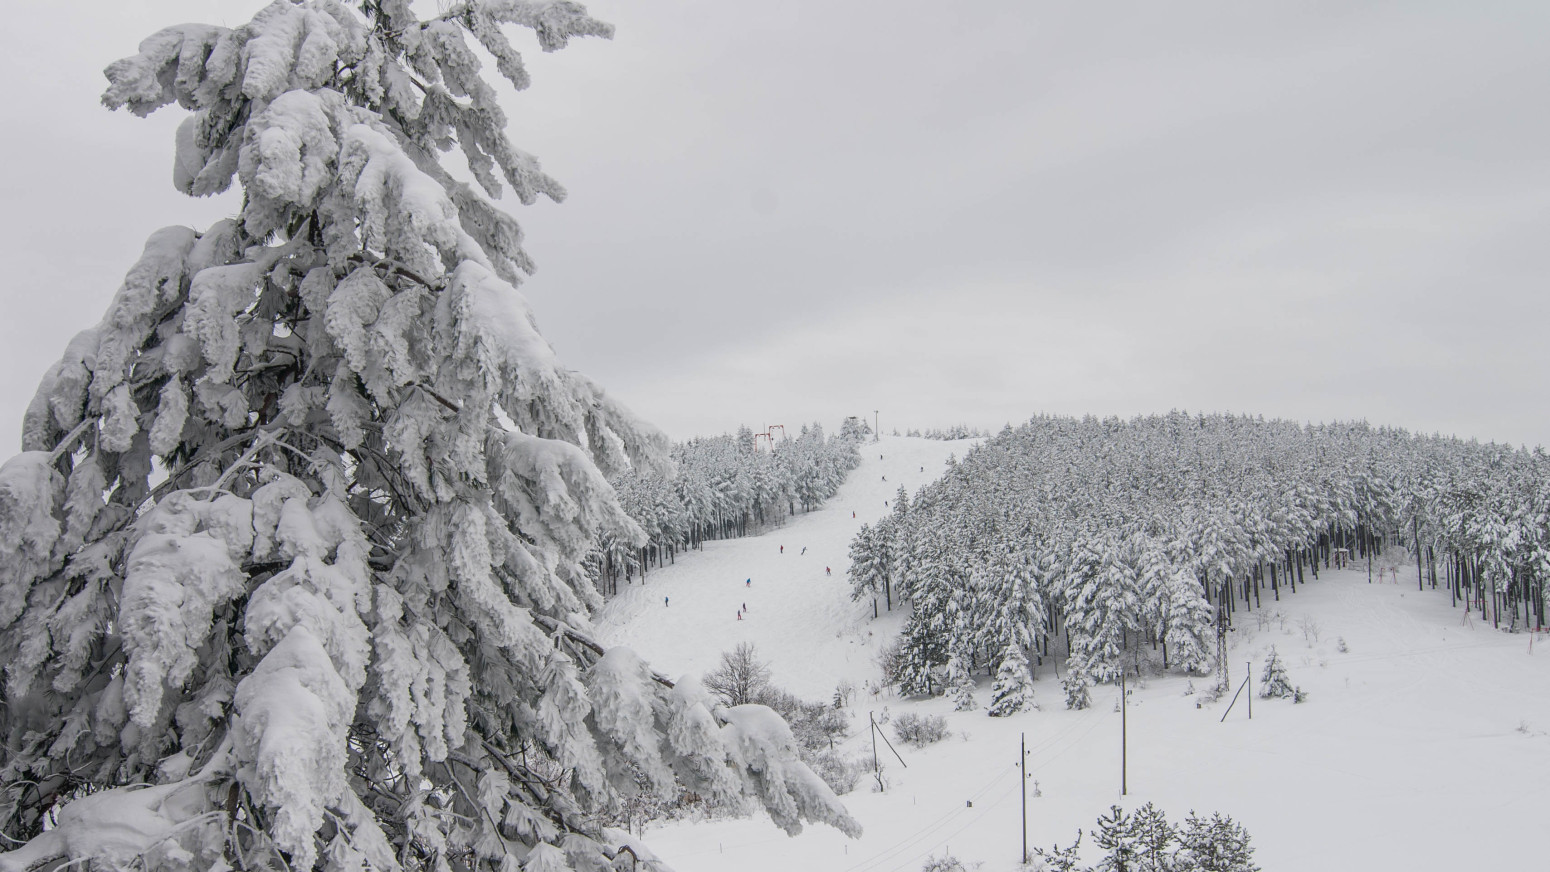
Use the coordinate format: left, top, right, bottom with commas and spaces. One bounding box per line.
841, 764, 1016, 872
878, 781, 1022, 872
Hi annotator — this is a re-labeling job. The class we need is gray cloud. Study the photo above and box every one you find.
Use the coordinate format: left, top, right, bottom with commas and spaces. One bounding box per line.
3, 1, 1546, 450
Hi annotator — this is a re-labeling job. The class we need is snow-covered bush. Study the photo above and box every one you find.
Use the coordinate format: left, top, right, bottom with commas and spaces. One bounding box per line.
0, 3, 859, 869
755, 686, 849, 752
893, 712, 949, 747
921, 850, 970, 871
1196, 682, 1224, 708
806, 750, 868, 796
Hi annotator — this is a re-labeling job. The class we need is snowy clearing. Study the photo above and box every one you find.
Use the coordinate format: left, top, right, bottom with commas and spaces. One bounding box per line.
597, 436, 1550, 872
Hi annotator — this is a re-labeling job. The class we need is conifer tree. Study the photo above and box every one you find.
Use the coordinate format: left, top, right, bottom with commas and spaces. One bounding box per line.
1174, 812, 1258, 872
1029, 831, 1085, 872
1092, 804, 1140, 872
847, 523, 887, 601
1063, 672, 1092, 711
0, 3, 856, 869
946, 652, 976, 712
1258, 646, 1295, 699
1131, 802, 1176, 872
987, 642, 1033, 717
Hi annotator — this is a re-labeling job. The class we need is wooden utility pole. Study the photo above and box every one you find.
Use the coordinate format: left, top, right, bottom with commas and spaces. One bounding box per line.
874, 410, 879, 442
870, 711, 879, 790
1120, 670, 1128, 796
868, 711, 907, 793
1020, 732, 1028, 865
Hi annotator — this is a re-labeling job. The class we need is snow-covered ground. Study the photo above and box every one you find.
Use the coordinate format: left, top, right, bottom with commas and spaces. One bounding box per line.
596, 436, 1550, 872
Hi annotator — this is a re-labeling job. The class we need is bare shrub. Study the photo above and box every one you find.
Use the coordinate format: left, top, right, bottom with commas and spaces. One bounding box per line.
1298, 616, 1322, 646
893, 712, 949, 747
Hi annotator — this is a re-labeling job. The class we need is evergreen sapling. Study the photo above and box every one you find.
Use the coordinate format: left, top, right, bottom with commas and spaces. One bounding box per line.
1175, 812, 1259, 872
1029, 831, 1084, 872
1258, 646, 1296, 700
1092, 804, 1140, 872
1064, 672, 1092, 711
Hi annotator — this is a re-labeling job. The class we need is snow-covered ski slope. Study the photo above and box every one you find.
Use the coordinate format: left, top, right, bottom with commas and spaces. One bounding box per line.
595, 435, 964, 698
596, 436, 1550, 872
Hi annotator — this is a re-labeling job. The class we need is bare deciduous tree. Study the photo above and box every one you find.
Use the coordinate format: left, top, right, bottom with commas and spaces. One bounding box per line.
705, 642, 773, 706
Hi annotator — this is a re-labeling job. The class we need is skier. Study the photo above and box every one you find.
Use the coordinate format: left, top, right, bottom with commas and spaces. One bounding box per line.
746, 578, 751, 587
853, 511, 856, 518
826, 566, 831, 576
801, 546, 807, 555
882, 475, 886, 482
780, 545, 783, 554
742, 602, 747, 611
737, 611, 743, 621
664, 596, 669, 607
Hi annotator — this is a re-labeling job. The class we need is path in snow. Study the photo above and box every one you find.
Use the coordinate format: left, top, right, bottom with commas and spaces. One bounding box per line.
593, 434, 972, 699
597, 436, 1550, 872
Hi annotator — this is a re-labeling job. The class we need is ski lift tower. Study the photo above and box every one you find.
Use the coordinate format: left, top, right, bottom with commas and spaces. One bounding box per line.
766, 424, 786, 447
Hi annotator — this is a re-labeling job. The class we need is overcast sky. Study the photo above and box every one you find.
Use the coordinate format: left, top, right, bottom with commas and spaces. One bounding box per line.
2, 1, 1547, 449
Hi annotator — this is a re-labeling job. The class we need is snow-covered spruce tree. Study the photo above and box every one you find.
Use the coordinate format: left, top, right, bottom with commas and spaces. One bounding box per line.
1258, 646, 1295, 699
0, 3, 858, 870
1062, 672, 1091, 711
846, 523, 887, 603
945, 653, 976, 712
987, 643, 1033, 717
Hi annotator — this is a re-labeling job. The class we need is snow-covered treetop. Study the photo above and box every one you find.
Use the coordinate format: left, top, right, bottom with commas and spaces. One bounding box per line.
0, 3, 855, 870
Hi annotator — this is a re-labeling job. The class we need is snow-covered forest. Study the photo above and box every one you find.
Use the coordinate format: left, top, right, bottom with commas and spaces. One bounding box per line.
852, 413, 1549, 709
594, 420, 864, 594
0, 3, 856, 871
